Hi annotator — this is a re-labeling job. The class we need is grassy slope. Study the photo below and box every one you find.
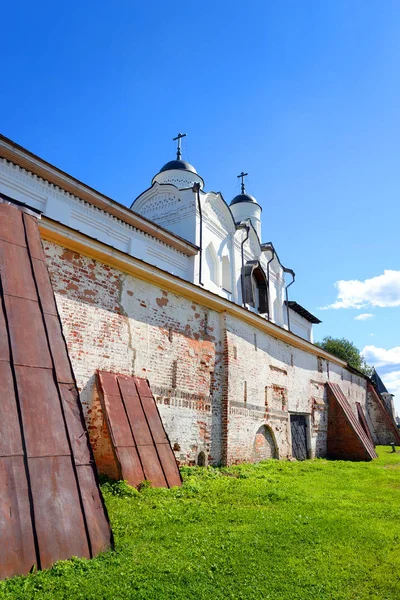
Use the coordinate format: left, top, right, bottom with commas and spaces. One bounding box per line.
1, 447, 400, 600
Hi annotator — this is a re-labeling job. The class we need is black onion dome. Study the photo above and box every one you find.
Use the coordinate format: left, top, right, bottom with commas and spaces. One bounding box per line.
230, 193, 259, 206
159, 159, 197, 174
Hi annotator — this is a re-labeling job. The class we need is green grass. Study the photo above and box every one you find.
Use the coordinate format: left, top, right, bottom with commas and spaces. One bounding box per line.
1, 447, 400, 600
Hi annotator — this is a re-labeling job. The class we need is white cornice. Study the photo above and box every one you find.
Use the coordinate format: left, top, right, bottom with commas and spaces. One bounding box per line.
0, 135, 198, 256
0, 157, 195, 269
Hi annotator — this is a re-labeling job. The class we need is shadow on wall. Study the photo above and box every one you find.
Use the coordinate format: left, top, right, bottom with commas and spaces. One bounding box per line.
83, 374, 120, 480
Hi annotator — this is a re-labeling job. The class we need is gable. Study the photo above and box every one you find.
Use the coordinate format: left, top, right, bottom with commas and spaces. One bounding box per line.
132, 183, 197, 244
202, 192, 236, 236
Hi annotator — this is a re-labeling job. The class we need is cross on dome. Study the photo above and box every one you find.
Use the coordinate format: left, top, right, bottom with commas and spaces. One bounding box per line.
237, 171, 248, 194
173, 132, 187, 160
151, 132, 204, 189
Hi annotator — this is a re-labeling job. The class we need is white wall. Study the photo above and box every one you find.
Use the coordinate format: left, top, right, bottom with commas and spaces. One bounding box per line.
230, 201, 262, 239
286, 308, 313, 342
0, 158, 192, 280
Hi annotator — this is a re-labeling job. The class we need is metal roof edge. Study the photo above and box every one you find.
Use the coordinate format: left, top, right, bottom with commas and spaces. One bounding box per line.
285, 300, 321, 324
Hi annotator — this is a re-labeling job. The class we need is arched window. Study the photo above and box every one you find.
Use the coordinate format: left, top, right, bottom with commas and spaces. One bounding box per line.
242, 261, 268, 314
205, 243, 219, 286
222, 255, 231, 292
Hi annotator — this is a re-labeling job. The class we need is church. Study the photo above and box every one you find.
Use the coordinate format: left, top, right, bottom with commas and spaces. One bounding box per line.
132, 133, 318, 343
0, 131, 398, 471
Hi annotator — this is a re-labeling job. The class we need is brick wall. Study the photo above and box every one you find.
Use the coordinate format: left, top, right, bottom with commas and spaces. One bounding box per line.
223, 315, 368, 462
367, 384, 400, 446
327, 390, 373, 461
43, 240, 387, 467
44, 241, 223, 466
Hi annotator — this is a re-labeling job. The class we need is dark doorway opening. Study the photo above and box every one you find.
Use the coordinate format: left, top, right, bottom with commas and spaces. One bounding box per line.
197, 451, 206, 467
290, 414, 308, 460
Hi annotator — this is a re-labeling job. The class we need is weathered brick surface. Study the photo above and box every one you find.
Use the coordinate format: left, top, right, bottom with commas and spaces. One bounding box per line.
254, 425, 277, 460
87, 387, 119, 480
367, 384, 400, 446
327, 395, 372, 460
44, 242, 223, 466
222, 316, 369, 462
43, 240, 394, 467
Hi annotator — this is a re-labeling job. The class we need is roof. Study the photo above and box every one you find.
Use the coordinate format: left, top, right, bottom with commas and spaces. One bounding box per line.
159, 159, 197, 174
0, 203, 112, 578
371, 369, 389, 394
285, 301, 321, 324
230, 192, 260, 207
97, 371, 181, 488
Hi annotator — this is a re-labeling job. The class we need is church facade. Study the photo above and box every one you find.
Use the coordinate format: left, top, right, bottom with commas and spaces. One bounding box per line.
132, 140, 316, 344
0, 133, 398, 470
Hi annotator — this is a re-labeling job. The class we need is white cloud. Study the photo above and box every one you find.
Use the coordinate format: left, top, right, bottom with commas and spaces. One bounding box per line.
383, 370, 400, 398
362, 345, 400, 413
362, 345, 400, 367
361, 346, 400, 415
322, 270, 400, 309
354, 313, 374, 321
369, 333, 375, 337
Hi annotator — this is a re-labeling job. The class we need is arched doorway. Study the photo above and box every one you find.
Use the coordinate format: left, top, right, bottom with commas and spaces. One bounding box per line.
253, 425, 277, 461
197, 451, 207, 467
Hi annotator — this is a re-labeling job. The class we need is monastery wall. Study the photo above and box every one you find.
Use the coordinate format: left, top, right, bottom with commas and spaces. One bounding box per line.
43, 239, 370, 468
224, 315, 367, 463
43, 240, 224, 466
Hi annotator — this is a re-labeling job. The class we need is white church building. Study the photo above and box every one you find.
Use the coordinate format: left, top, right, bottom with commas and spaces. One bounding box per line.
132, 134, 320, 343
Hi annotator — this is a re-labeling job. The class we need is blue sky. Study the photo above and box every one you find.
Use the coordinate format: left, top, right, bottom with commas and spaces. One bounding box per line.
2, 1, 400, 405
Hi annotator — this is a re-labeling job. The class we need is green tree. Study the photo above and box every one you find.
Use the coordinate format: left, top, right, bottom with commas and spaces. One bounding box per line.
315, 336, 373, 377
